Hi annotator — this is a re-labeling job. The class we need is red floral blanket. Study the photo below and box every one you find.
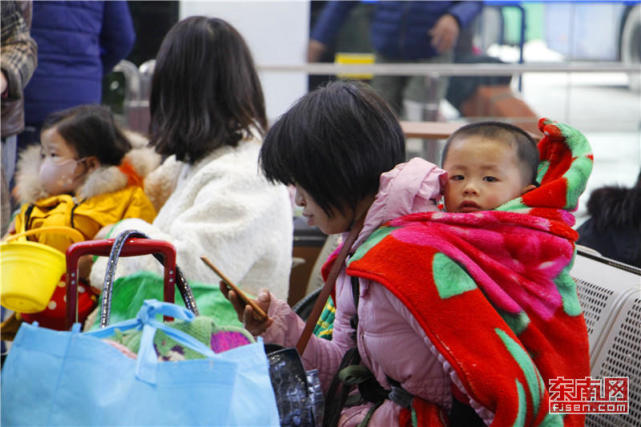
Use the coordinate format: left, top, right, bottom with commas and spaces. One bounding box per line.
346, 118, 592, 426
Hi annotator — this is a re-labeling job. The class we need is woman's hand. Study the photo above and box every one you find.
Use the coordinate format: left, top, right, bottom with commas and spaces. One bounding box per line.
1, 72, 8, 94
220, 282, 273, 336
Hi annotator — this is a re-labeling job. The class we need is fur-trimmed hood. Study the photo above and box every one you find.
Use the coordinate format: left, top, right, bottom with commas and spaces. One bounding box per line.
586, 184, 641, 230
14, 131, 161, 205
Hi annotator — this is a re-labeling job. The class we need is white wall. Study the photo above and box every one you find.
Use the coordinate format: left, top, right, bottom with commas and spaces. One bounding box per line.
180, 1, 309, 122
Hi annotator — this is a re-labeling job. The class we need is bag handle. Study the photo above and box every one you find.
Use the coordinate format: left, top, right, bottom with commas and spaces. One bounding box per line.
98, 230, 198, 327
296, 217, 364, 355
86, 299, 220, 384
64, 230, 198, 329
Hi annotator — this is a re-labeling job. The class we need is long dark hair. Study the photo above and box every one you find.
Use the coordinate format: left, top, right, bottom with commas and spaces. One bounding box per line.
149, 16, 267, 164
41, 104, 131, 166
260, 81, 405, 216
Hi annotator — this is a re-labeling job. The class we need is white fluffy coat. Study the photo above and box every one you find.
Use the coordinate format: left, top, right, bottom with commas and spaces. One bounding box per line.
89, 135, 294, 299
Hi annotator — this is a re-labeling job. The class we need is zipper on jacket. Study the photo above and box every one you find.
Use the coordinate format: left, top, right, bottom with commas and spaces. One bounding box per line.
23, 204, 35, 234
70, 198, 82, 230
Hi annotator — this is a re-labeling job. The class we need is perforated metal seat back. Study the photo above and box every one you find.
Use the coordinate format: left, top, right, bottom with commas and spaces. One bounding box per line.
572, 249, 641, 363
575, 276, 616, 349
572, 249, 641, 426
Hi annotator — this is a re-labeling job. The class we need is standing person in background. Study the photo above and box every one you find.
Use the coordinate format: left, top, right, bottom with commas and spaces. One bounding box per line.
89, 16, 294, 301
18, 0, 135, 150
1, 0, 37, 361
307, 1, 482, 118
1, 0, 37, 233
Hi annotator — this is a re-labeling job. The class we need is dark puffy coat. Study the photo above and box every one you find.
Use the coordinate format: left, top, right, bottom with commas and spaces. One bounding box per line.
311, 1, 482, 60
23, 1, 135, 127
577, 178, 641, 268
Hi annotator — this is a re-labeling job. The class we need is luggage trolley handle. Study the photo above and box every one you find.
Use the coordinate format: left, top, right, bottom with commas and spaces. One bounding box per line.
65, 230, 198, 329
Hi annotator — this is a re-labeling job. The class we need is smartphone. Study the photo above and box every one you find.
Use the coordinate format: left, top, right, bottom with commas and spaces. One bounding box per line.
200, 256, 267, 321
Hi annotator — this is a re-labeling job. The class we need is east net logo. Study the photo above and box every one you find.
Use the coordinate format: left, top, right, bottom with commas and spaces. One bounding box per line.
548, 376, 629, 414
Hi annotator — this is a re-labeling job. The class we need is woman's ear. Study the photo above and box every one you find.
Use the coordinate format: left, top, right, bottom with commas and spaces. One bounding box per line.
521, 184, 537, 195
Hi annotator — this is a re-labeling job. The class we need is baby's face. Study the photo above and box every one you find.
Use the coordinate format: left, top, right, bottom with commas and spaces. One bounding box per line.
442, 136, 532, 213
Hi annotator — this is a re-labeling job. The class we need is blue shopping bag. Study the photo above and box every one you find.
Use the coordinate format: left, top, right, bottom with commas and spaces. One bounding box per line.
1, 299, 279, 426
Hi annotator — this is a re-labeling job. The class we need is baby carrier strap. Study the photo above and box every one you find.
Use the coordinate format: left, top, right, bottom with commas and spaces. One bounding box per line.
329, 277, 485, 427
323, 276, 413, 427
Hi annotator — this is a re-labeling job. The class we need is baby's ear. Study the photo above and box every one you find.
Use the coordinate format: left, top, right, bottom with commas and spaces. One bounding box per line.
520, 184, 537, 195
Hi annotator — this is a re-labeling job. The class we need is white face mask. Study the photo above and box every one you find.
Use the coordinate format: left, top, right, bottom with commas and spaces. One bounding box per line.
38, 157, 86, 195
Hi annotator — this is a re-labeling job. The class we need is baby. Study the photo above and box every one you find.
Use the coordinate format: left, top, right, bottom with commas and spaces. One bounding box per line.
441, 121, 539, 212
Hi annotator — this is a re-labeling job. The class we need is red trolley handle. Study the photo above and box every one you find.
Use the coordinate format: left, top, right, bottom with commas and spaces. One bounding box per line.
65, 238, 177, 329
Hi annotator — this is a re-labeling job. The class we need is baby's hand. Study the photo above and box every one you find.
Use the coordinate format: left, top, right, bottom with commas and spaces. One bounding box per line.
220, 283, 272, 336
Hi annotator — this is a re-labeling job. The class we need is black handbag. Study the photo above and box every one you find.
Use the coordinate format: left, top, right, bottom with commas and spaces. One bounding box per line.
266, 344, 324, 426
266, 218, 365, 427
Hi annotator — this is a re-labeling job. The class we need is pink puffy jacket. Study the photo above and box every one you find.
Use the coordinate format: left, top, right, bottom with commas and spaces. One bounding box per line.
263, 158, 454, 426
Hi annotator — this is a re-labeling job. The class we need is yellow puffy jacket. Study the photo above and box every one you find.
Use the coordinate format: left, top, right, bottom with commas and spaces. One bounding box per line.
12, 138, 160, 253
14, 187, 156, 253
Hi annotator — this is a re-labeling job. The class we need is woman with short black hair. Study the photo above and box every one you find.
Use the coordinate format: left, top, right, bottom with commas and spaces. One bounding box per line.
260, 80, 406, 217
226, 82, 592, 426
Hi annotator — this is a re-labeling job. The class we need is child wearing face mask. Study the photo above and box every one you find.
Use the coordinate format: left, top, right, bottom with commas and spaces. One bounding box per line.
3, 104, 159, 331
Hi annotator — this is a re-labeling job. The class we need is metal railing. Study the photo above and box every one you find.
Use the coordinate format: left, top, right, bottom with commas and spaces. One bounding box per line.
257, 62, 641, 76
107, 58, 640, 135
109, 60, 155, 134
